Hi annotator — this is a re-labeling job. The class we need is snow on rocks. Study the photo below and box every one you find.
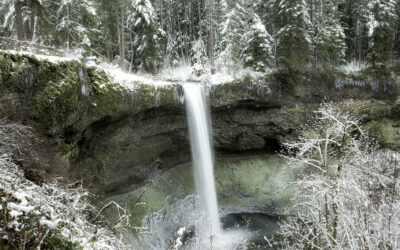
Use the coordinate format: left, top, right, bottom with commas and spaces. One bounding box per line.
0, 49, 79, 64
96, 61, 172, 91
0, 138, 129, 249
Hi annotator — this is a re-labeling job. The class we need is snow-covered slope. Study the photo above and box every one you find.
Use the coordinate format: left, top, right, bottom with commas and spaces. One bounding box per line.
0, 121, 129, 249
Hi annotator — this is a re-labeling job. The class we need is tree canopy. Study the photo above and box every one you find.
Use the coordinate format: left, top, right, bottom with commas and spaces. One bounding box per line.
1, 0, 399, 73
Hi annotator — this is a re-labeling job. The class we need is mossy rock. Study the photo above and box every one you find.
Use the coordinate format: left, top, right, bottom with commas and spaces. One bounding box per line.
0, 51, 181, 138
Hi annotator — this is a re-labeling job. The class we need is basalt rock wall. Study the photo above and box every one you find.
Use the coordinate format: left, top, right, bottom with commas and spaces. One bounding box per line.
1, 51, 399, 195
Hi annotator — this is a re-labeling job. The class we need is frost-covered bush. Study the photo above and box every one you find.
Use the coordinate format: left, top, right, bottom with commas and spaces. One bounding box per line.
0, 156, 131, 249
0, 120, 129, 249
273, 104, 400, 249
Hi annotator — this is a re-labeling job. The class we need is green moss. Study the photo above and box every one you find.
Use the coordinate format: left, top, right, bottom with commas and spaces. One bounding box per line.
60, 145, 79, 163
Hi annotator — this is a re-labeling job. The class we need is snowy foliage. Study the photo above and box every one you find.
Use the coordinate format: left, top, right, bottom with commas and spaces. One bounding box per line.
129, 0, 164, 73
311, 0, 346, 66
275, 0, 313, 69
190, 38, 208, 69
216, 0, 245, 73
0, 120, 129, 249
368, 0, 397, 65
273, 104, 400, 249
55, 0, 97, 49
1, 0, 400, 73
242, 12, 274, 71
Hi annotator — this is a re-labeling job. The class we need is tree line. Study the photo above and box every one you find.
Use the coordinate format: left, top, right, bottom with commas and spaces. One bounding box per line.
1, 0, 399, 74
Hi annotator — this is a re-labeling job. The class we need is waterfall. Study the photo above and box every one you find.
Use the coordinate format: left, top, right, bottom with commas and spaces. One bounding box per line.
183, 83, 220, 235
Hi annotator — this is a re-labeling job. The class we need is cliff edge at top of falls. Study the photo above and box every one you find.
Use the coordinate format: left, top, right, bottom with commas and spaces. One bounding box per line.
1, 49, 400, 195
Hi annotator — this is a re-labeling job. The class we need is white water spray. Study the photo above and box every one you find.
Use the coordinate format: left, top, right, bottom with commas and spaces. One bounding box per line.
183, 83, 220, 235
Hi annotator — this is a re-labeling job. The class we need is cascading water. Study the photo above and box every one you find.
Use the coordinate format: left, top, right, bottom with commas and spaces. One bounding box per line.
183, 83, 220, 235
136, 83, 259, 249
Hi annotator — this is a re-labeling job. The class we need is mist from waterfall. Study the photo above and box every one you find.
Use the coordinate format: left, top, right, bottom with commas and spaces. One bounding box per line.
183, 83, 220, 235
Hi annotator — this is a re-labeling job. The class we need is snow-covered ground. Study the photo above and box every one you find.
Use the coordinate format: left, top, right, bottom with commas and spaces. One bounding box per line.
0, 120, 130, 249
156, 64, 265, 84
339, 61, 368, 74
96, 62, 171, 90
0, 154, 129, 249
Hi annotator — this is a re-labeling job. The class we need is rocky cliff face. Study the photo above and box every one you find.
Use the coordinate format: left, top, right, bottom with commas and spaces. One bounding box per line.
1, 51, 399, 196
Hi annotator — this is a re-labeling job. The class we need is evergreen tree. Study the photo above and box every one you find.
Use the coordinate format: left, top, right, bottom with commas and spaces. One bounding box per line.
216, 0, 246, 72
96, 0, 119, 61
130, 0, 164, 73
217, 0, 274, 72
242, 12, 274, 71
369, 0, 397, 66
0, 0, 16, 38
0, 0, 399, 73
311, 0, 346, 67
394, 1, 400, 59
0, 0, 44, 41
275, 0, 313, 70
55, 0, 97, 50
339, 0, 371, 63
191, 38, 208, 69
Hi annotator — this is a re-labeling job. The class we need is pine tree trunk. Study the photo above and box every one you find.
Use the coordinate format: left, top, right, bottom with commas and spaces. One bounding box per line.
129, 29, 134, 73
208, 0, 215, 73
32, 15, 37, 43
177, 15, 185, 61
184, 7, 190, 64
106, 36, 112, 62
160, 0, 164, 31
357, 22, 362, 64
24, 20, 31, 41
15, 0, 25, 41
121, 9, 125, 70
67, 5, 71, 49
26, 1, 36, 41
117, 10, 123, 69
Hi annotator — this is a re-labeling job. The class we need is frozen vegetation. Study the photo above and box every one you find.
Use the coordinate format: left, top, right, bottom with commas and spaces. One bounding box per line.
271, 104, 400, 249
0, 120, 129, 249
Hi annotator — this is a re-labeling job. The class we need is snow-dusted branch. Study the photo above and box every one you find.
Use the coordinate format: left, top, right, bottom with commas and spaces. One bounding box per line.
274, 103, 400, 249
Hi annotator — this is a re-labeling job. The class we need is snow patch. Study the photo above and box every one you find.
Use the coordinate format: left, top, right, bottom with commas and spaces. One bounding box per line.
8, 202, 35, 214
339, 61, 368, 74
157, 65, 264, 85
40, 218, 61, 230
9, 210, 23, 218
97, 62, 172, 90
0, 49, 79, 64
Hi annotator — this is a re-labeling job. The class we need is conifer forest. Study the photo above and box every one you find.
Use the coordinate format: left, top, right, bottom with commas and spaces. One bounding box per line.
1, 0, 400, 73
